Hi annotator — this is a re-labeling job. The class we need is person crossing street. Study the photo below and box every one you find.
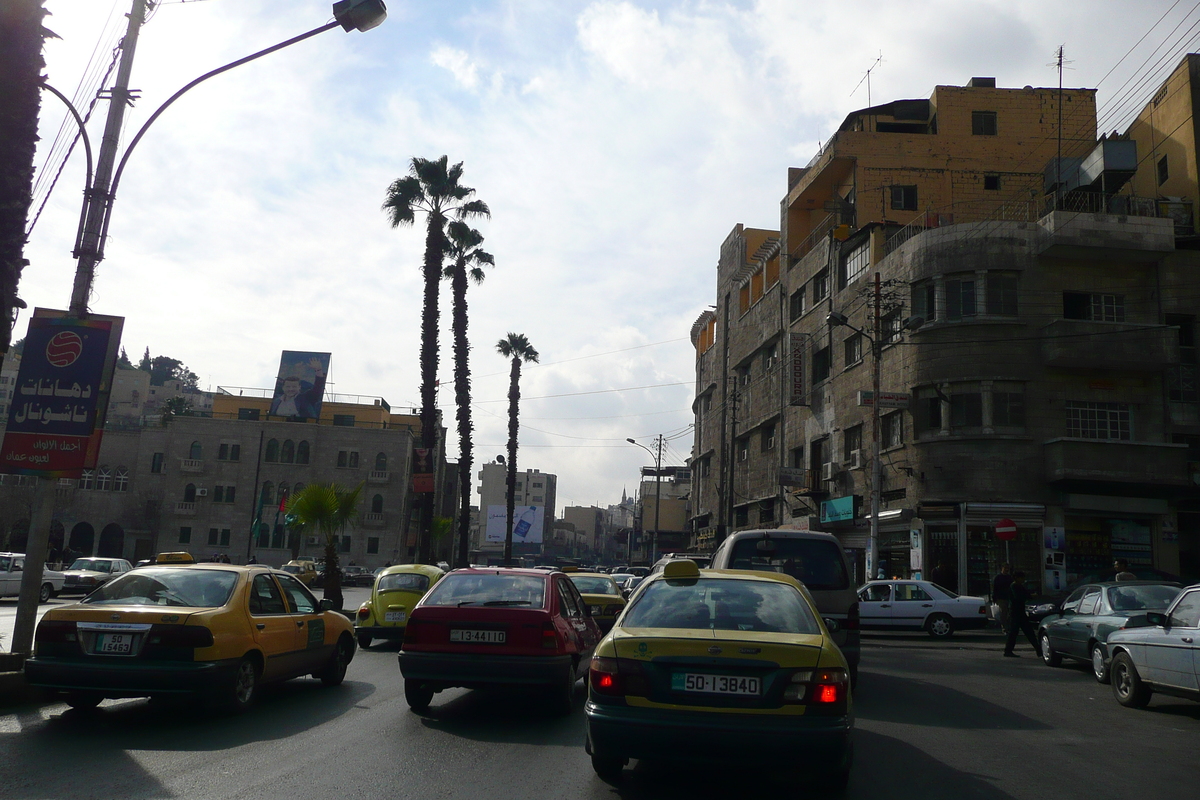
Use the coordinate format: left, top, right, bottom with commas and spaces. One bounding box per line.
1003, 570, 1040, 658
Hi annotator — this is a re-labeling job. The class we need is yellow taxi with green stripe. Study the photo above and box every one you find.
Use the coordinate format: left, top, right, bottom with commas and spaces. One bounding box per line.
584, 560, 853, 790
567, 573, 626, 632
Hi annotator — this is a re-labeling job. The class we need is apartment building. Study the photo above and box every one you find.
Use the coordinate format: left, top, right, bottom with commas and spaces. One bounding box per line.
472, 461, 557, 561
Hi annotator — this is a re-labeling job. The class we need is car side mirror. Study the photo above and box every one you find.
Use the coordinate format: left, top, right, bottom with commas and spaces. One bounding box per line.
1146, 611, 1167, 627
319, 598, 334, 611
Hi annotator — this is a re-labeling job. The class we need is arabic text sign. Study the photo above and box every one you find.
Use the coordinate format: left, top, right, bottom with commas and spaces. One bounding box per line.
1, 312, 122, 476
484, 505, 545, 544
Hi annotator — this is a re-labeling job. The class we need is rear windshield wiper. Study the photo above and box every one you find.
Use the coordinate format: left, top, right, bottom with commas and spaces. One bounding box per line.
483, 600, 532, 606
456, 600, 477, 607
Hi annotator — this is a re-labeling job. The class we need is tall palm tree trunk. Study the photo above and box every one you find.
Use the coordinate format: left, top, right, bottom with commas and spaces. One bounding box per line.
416, 217, 445, 565
451, 265, 473, 568
504, 356, 520, 566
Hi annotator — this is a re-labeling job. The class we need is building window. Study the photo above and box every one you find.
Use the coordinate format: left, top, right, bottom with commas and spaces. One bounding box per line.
260, 481, 273, 506
736, 365, 750, 386
945, 276, 977, 320
844, 333, 863, 366
533, 481, 543, 488
882, 411, 903, 448
150, 453, 164, 474
985, 273, 1019, 316
375, 452, 388, 471
761, 422, 776, 452
338, 450, 359, 468
911, 280, 936, 323
812, 346, 831, 383
841, 241, 870, 287
184, 483, 197, 502
340, 536, 351, 553
993, 387, 1026, 427
113, 467, 129, 492
883, 309, 903, 344
917, 391, 943, 436
96, 466, 112, 491
812, 270, 829, 302
1066, 401, 1131, 440
371, 494, 384, 513
736, 437, 749, 462
759, 500, 775, 524
843, 425, 863, 463
218, 443, 241, 461
971, 110, 998, 136
734, 506, 749, 527
179, 526, 191, 544
214, 485, 236, 504
1170, 366, 1199, 402
810, 438, 827, 472
790, 288, 806, 321
237, 407, 260, 421
532, 495, 543, 502
189, 441, 202, 460
1064, 292, 1125, 322
264, 439, 279, 462
700, 457, 711, 477
220, 529, 230, 547
208, 527, 218, 546
950, 389, 984, 430
762, 342, 778, 372
890, 185, 917, 211
1158, 155, 1169, 186
789, 446, 805, 469
281, 440, 295, 464
333, 414, 356, 427
297, 441, 310, 464
984, 175, 1001, 191
367, 537, 379, 555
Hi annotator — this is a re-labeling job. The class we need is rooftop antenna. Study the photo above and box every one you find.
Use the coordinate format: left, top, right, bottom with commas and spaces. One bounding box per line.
850, 51, 884, 107
1049, 45, 1074, 201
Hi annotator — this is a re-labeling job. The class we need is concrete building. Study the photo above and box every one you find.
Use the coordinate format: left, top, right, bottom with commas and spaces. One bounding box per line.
473, 460, 557, 561
691, 74, 1200, 594
634, 466, 692, 559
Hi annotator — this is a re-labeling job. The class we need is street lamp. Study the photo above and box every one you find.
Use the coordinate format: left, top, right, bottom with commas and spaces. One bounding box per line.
627, 436, 663, 565
826, 273, 923, 583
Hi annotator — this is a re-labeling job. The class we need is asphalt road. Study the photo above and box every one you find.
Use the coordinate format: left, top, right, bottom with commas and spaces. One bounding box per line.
1, 592, 1198, 800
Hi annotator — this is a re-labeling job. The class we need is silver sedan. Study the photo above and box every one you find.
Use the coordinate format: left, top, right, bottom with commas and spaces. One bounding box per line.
1107, 585, 1200, 708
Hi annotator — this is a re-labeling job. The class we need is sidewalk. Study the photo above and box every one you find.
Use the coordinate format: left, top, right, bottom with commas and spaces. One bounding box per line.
861, 628, 1010, 650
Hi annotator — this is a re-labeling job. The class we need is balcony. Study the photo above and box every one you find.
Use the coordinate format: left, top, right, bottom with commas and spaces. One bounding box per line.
1041, 320, 1179, 371
1037, 205, 1174, 262
175, 502, 197, 516
179, 459, 204, 474
1044, 438, 1189, 489
368, 470, 390, 485
361, 512, 385, 528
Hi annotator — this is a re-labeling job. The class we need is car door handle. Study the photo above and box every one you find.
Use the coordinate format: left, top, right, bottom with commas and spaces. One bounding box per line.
256, 623, 266, 630
296, 620, 305, 627
922, 604, 933, 607
1184, 637, 1194, 644
880, 604, 891, 608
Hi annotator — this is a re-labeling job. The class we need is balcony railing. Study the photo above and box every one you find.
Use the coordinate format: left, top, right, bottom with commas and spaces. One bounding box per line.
179, 459, 204, 473
789, 213, 839, 264
368, 470, 390, 484
362, 512, 385, 527
175, 502, 196, 515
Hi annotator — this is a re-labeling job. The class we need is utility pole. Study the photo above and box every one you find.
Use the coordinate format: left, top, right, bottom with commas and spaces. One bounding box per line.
652, 434, 663, 563
868, 272, 882, 582
70, 0, 148, 316
727, 378, 739, 535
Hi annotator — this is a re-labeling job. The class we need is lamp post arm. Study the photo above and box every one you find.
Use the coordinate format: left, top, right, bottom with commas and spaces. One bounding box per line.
95, 20, 341, 263
36, 83, 93, 248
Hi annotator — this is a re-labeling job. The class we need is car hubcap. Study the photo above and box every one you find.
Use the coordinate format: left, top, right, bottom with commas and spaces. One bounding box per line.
235, 664, 255, 704
1041, 636, 1051, 661
1116, 667, 1129, 697
1093, 649, 1104, 678
933, 619, 948, 635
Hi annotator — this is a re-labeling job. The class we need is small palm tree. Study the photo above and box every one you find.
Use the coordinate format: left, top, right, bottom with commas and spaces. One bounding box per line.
443, 221, 493, 568
285, 482, 363, 610
382, 156, 488, 564
495, 333, 539, 566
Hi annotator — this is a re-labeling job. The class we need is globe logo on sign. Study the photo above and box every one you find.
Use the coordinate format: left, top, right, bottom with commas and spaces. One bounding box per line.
45, 331, 83, 367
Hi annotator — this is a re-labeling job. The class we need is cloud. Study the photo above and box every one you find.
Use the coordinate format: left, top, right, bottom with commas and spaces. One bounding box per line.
431, 45, 481, 89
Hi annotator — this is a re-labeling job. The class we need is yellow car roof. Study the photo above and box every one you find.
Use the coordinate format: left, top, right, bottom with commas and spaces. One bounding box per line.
378, 563, 444, 578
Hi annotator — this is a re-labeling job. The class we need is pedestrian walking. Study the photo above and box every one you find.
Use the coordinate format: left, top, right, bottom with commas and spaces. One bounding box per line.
1003, 571, 1040, 658
1113, 558, 1137, 581
992, 563, 1013, 634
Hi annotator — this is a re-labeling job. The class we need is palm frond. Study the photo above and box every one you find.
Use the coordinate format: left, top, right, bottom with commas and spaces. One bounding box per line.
455, 198, 491, 220
382, 176, 423, 227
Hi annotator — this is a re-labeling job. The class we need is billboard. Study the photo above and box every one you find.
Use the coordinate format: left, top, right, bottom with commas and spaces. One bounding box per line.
0, 309, 123, 477
485, 504, 545, 544
268, 351, 329, 419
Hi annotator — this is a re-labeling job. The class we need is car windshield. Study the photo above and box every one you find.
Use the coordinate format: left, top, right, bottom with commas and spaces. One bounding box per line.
570, 576, 618, 595
930, 583, 958, 598
379, 572, 431, 593
69, 559, 110, 572
621, 578, 821, 634
0, 556, 12, 571
282, 565, 301, 574
81, 568, 238, 608
1106, 584, 1180, 612
727, 538, 850, 591
421, 573, 546, 608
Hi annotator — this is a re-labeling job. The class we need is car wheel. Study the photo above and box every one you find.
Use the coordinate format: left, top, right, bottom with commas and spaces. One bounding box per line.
404, 681, 435, 712
227, 657, 259, 713
1111, 652, 1152, 708
1040, 634, 1062, 667
590, 751, 625, 783
548, 663, 576, 716
1091, 643, 1111, 684
356, 632, 373, 649
319, 636, 353, 687
65, 692, 102, 710
926, 613, 953, 638
38, 583, 53, 603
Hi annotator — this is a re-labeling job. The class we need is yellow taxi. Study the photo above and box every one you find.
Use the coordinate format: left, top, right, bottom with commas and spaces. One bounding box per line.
25, 563, 356, 712
584, 560, 853, 790
567, 573, 626, 632
282, 559, 317, 585
354, 563, 444, 648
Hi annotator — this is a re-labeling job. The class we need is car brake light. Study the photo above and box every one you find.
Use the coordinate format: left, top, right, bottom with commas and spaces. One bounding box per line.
589, 656, 650, 699
542, 621, 560, 650
978, 605, 988, 615
356, 606, 371, 620
815, 684, 839, 704
35, 620, 77, 644
403, 619, 425, 645
783, 667, 848, 711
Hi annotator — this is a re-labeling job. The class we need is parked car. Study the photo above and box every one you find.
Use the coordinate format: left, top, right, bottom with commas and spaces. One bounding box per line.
398, 567, 602, 714
1107, 584, 1200, 708
619, 576, 645, 597
342, 566, 373, 587
709, 529, 860, 684
567, 573, 626, 632
354, 564, 444, 648
1026, 566, 1183, 622
61, 557, 133, 595
857, 579, 990, 638
1038, 581, 1181, 682
281, 560, 317, 586
25, 563, 356, 711
648, 553, 712, 574
0, 552, 65, 603
584, 559, 853, 790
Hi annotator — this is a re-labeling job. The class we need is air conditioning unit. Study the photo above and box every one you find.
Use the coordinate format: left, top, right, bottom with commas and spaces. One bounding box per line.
765, 436, 775, 451
196, 488, 209, 497
306, 536, 320, 546
821, 462, 836, 482
848, 449, 864, 470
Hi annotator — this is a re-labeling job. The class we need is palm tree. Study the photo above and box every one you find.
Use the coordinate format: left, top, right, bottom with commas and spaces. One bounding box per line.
443, 221, 493, 568
495, 333, 539, 566
382, 156, 488, 565
285, 482, 363, 611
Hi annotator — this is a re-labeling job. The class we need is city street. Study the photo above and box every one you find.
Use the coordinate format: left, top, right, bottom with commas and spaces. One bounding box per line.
1, 590, 1197, 800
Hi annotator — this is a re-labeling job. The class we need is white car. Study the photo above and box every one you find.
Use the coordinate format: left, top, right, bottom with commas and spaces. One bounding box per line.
1107, 584, 1200, 709
0, 552, 65, 603
857, 579, 989, 638
61, 557, 133, 595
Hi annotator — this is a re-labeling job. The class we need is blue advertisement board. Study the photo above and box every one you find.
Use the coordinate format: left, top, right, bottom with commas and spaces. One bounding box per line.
820, 495, 858, 524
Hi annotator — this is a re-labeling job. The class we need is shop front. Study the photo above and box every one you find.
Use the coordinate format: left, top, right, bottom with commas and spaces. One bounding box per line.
963, 504, 1045, 598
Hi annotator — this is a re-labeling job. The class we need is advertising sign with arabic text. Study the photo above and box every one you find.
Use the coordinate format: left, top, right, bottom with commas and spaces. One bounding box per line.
0, 310, 123, 477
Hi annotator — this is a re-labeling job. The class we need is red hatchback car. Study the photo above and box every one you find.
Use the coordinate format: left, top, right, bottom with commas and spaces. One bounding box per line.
398, 568, 602, 713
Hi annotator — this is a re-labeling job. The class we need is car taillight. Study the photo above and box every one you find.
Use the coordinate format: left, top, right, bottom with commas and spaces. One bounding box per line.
356, 606, 371, 620
403, 619, 426, 645
843, 601, 860, 631
589, 656, 650, 699
782, 667, 849, 713
978, 605, 988, 615
542, 621, 561, 650
147, 626, 214, 648
35, 620, 77, 644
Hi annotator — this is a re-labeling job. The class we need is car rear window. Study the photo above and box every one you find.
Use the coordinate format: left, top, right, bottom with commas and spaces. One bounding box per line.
621, 578, 820, 634
379, 572, 431, 593
1106, 584, 1180, 611
727, 538, 850, 591
81, 568, 238, 608
421, 573, 546, 608
570, 576, 618, 595
70, 559, 111, 572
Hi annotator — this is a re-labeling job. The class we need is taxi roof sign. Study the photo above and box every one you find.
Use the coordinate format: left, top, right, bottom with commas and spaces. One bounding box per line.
155, 551, 196, 564
662, 559, 700, 580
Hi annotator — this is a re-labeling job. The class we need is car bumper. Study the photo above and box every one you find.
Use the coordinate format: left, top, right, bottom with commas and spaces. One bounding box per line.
355, 625, 406, 639
399, 650, 572, 689
585, 701, 853, 766
24, 656, 240, 698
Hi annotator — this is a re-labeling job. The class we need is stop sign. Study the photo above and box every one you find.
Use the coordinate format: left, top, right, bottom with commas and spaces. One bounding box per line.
995, 518, 1018, 541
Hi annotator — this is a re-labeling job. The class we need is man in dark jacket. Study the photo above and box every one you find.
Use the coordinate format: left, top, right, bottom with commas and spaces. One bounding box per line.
1004, 571, 1041, 658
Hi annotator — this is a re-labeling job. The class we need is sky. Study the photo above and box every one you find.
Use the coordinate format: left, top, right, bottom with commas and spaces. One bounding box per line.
22, 0, 1194, 509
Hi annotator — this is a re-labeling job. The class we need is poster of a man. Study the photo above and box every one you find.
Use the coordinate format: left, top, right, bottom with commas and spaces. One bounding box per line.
269, 351, 330, 419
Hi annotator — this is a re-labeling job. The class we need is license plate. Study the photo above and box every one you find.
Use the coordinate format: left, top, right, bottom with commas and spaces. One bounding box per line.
449, 629, 505, 644
96, 633, 135, 655
671, 672, 760, 696
384, 611, 407, 623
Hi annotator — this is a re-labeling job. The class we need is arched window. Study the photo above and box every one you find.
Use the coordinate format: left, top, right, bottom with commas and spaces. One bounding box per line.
264, 439, 279, 462
184, 483, 196, 502
78, 470, 94, 490
281, 440, 295, 464
294, 482, 305, 496
375, 452, 388, 471
113, 467, 129, 492
260, 481, 274, 505
371, 494, 384, 513
296, 441, 310, 464
189, 441, 202, 460
96, 466, 112, 491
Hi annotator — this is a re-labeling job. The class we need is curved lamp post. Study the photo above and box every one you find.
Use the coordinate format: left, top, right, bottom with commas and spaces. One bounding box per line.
627, 436, 664, 565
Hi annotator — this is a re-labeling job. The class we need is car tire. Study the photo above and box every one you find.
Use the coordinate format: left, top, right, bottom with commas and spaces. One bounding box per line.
590, 751, 625, 783
38, 583, 53, 604
926, 613, 953, 638
1091, 643, 1111, 684
405, 681, 434, 712
548, 663, 577, 716
319, 636, 353, 687
226, 656, 259, 713
1040, 633, 1062, 667
1112, 652, 1152, 708
65, 691, 102, 710
356, 632, 372, 649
